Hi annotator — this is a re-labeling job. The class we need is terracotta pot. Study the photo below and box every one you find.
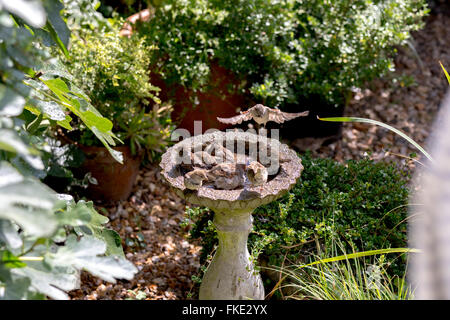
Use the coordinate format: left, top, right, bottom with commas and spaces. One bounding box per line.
150, 61, 247, 135
78, 145, 141, 202
121, 8, 247, 135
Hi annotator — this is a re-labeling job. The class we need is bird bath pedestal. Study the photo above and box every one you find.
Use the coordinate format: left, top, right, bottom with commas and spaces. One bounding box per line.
160, 131, 303, 300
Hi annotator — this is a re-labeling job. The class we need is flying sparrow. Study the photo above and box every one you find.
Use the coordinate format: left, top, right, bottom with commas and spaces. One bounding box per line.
184, 168, 209, 190
217, 104, 310, 128
207, 163, 246, 190
246, 161, 268, 187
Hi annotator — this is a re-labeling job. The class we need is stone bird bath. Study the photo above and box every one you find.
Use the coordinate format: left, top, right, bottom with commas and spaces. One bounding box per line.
160, 131, 303, 300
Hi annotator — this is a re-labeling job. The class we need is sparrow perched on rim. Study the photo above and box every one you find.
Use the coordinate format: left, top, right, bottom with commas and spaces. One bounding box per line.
246, 161, 268, 187
217, 104, 310, 128
207, 162, 246, 190
184, 168, 209, 190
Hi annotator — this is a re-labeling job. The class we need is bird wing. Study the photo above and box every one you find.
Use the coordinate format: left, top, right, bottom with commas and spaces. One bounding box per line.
217, 111, 252, 125
268, 109, 310, 123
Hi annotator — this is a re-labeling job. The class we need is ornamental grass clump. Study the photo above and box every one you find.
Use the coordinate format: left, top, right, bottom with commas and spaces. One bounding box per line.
271, 240, 415, 300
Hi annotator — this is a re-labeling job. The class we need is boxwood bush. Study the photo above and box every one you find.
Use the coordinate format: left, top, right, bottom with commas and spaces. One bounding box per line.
183, 153, 411, 277
138, 0, 428, 108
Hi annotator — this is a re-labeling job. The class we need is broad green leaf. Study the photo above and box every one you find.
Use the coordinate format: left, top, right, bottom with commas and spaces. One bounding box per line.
69, 83, 90, 102
90, 127, 123, 163
42, 78, 70, 98
0, 129, 44, 169
0, 129, 38, 156
56, 200, 108, 227
37, 57, 73, 81
44, 20, 69, 58
11, 260, 79, 300
58, 200, 123, 256
0, 85, 26, 117
0, 265, 43, 300
83, 110, 113, 133
90, 228, 124, 257
42, 0, 70, 57
0, 162, 58, 238
0, 0, 46, 28
41, 78, 122, 162
48, 235, 137, 283
56, 114, 73, 130
25, 103, 72, 129
0, 220, 23, 249
36, 100, 66, 121
0, 275, 35, 300
319, 116, 434, 162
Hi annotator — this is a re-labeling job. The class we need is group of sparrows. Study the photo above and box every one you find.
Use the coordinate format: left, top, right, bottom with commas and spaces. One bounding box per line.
182, 145, 268, 191
182, 104, 309, 191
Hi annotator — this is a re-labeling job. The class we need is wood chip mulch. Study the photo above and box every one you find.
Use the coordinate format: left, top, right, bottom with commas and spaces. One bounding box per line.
69, 5, 450, 300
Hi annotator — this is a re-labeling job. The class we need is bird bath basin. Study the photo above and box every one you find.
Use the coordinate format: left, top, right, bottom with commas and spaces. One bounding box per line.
160, 131, 303, 300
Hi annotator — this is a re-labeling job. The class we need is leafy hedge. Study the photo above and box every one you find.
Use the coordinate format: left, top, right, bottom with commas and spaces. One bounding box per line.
139, 0, 428, 108
184, 153, 411, 277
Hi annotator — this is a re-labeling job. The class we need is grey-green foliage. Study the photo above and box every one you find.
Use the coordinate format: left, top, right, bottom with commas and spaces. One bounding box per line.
0, 1, 137, 299
0, 162, 137, 300
140, 0, 428, 108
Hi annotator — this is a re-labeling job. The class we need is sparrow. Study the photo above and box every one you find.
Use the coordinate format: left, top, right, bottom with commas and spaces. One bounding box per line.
217, 104, 310, 128
179, 151, 217, 172
184, 168, 209, 190
246, 161, 268, 187
191, 151, 217, 168
204, 142, 235, 163
207, 163, 246, 190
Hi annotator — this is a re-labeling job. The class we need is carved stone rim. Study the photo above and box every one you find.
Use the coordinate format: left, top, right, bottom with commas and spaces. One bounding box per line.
160, 131, 303, 211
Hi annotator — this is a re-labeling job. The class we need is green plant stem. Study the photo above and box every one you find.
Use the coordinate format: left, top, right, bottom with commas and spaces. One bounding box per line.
298, 248, 421, 269
318, 116, 434, 162
17, 256, 44, 262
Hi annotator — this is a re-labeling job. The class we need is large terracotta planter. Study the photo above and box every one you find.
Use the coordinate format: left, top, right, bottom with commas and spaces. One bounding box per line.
78, 145, 141, 202
121, 8, 247, 135
150, 61, 247, 135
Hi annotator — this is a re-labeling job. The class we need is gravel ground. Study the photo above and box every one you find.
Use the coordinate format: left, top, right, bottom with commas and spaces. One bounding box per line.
69, 7, 450, 300
292, 7, 450, 168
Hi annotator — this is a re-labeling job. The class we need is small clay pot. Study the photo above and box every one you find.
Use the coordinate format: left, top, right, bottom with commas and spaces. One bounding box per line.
78, 145, 141, 202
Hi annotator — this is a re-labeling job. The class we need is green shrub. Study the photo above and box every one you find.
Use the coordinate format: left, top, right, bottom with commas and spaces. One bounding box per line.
139, 0, 428, 108
184, 153, 411, 278
64, 20, 173, 159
